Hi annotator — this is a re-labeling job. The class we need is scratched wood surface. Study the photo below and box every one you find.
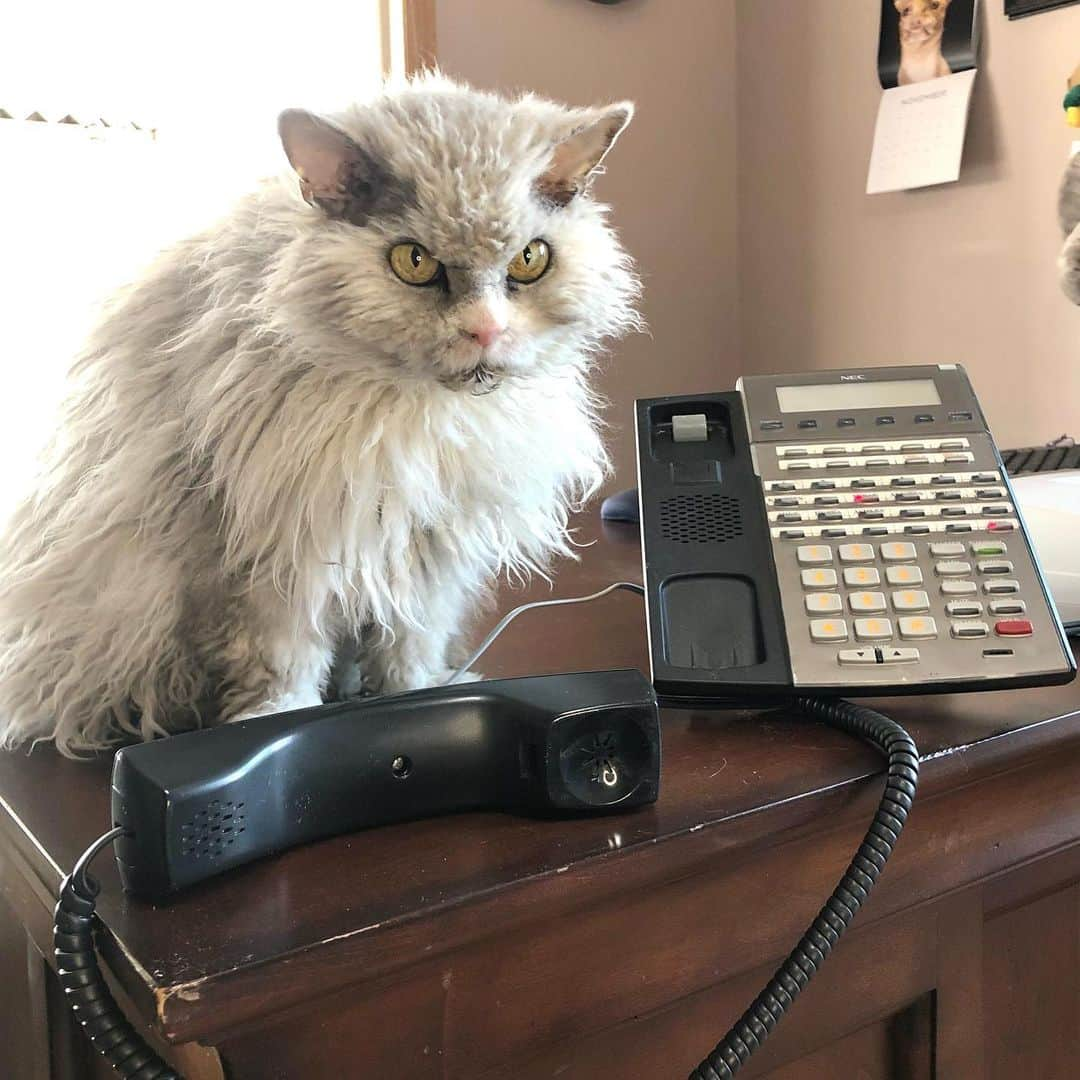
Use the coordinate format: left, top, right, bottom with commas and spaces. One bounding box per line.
1, 511, 1079, 1077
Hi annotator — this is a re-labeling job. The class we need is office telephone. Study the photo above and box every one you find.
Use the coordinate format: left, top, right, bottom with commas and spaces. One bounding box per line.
53, 364, 1073, 1080
637, 364, 1075, 705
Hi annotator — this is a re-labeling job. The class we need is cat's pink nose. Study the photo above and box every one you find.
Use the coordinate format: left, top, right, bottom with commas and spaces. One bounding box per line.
462, 321, 505, 348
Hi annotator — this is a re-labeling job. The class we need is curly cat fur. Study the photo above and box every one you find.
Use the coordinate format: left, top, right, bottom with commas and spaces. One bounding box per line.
0, 75, 640, 756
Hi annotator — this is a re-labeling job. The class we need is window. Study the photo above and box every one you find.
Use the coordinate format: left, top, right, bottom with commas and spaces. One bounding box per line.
0, 1, 416, 511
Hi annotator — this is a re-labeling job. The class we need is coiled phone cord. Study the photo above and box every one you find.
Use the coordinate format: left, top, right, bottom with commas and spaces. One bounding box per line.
54, 826, 179, 1080
689, 696, 920, 1080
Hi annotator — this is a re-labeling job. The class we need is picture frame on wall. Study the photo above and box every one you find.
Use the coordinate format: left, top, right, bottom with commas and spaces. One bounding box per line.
1006, 0, 1080, 18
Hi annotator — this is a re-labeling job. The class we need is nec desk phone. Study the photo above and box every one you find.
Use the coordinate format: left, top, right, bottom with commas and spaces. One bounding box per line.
637, 364, 1074, 705
54, 364, 1074, 1080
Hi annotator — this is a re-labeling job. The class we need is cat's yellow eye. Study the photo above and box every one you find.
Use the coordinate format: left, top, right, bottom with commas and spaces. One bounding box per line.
507, 239, 551, 284
389, 242, 442, 286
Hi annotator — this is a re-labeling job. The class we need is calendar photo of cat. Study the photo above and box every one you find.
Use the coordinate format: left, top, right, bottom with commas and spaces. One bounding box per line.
878, 0, 979, 90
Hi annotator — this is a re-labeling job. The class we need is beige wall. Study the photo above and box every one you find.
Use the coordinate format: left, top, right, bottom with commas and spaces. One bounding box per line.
437, 0, 1079, 478
435, 0, 737, 490
736, 0, 1080, 449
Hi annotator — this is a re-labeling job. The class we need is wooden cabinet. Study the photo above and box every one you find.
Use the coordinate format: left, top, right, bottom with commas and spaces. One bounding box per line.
2, 515, 1079, 1078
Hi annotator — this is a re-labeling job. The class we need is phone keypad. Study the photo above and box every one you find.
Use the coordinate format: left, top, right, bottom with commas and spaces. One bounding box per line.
759, 427, 1062, 681
780, 535, 1044, 654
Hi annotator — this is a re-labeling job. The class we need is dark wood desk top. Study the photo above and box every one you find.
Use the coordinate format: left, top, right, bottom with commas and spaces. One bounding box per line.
1, 512, 1078, 1047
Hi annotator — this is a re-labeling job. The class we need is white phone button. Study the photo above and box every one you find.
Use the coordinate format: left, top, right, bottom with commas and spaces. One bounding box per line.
885, 565, 923, 587
797, 545, 833, 565
854, 617, 893, 641
849, 591, 887, 614
800, 568, 838, 589
898, 616, 937, 640
880, 647, 920, 663
810, 619, 849, 643
989, 599, 1026, 616
838, 543, 875, 563
929, 542, 965, 557
977, 560, 1015, 576
806, 593, 843, 614
892, 590, 930, 612
983, 579, 1020, 595
946, 600, 984, 617
935, 561, 973, 577
881, 542, 917, 562
941, 580, 978, 596
838, 648, 878, 665
843, 567, 881, 587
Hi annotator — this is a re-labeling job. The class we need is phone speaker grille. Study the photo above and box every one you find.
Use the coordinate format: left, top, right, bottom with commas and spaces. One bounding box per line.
178, 798, 246, 861
659, 494, 743, 544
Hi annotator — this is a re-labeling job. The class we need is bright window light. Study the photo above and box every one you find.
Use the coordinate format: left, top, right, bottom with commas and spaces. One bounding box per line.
0, 1, 387, 514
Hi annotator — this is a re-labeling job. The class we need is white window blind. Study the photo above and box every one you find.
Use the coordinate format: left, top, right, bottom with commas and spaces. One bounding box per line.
0, 1, 390, 513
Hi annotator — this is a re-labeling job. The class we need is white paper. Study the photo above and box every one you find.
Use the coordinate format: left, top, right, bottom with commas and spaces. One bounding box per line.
867, 69, 977, 195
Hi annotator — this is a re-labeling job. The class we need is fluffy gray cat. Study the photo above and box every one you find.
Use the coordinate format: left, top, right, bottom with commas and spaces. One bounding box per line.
0, 75, 640, 756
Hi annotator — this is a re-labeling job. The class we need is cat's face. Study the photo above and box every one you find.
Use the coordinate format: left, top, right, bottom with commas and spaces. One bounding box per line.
895, 0, 950, 44
277, 78, 639, 391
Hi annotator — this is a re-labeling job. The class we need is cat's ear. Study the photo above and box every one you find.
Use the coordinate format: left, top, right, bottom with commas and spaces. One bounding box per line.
536, 103, 634, 207
278, 108, 412, 225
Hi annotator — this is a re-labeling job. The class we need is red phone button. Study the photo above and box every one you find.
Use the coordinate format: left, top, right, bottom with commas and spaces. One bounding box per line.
995, 619, 1033, 637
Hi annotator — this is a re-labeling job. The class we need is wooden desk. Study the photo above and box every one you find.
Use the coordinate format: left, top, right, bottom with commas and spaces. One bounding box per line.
3, 512, 1080, 1079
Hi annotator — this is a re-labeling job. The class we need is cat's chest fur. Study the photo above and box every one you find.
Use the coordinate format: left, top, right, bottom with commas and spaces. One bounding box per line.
225, 365, 607, 632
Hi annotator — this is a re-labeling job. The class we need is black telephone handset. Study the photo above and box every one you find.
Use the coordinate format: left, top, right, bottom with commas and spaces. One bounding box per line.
110, 670, 660, 898
636, 364, 1075, 706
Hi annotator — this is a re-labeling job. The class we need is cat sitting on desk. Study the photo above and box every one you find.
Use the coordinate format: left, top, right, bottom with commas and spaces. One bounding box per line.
896, 0, 952, 86
0, 75, 640, 757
